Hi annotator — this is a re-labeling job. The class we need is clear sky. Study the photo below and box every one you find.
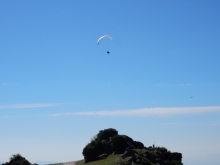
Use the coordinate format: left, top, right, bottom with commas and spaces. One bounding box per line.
0, 1, 220, 165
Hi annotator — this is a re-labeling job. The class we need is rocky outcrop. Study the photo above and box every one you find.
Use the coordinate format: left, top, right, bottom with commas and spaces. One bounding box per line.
82, 128, 183, 165
118, 146, 183, 165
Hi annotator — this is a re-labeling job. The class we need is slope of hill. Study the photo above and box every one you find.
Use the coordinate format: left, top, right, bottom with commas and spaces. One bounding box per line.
78, 128, 183, 165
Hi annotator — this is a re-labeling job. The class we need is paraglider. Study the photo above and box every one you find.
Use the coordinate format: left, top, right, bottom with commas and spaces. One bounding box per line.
97, 35, 112, 54
97, 35, 112, 45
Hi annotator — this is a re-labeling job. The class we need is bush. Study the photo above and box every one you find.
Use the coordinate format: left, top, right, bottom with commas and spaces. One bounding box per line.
172, 152, 182, 161
133, 141, 144, 149
157, 146, 168, 153
165, 160, 183, 165
2, 154, 31, 165
111, 135, 129, 154
82, 140, 104, 163
96, 128, 118, 141
82, 128, 119, 163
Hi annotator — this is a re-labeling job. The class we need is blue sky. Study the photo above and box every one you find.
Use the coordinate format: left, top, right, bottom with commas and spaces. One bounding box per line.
0, 1, 220, 165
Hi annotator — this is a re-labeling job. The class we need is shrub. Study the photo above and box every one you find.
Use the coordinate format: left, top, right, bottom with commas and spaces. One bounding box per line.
2, 154, 31, 165
82, 128, 119, 163
111, 135, 129, 154
157, 146, 168, 153
82, 140, 104, 163
96, 128, 118, 141
133, 141, 144, 149
165, 160, 183, 165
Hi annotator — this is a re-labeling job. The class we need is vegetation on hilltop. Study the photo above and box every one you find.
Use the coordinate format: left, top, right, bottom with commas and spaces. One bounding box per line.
1, 154, 36, 165
2, 128, 183, 165
82, 128, 183, 165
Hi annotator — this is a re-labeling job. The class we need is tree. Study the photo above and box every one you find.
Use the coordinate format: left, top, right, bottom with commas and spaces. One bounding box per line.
82, 140, 104, 163
2, 154, 31, 165
82, 128, 118, 163
133, 141, 144, 149
111, 135, 129, 154
96, 128, 118, 141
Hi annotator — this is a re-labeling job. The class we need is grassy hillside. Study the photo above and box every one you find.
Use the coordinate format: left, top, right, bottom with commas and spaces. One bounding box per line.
76, 154, 123, 165
49, 128, 182, 165
50, 154, 157, 165
49, 154, 134, 165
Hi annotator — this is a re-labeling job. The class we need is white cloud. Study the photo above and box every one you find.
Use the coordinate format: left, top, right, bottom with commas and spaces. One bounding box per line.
0, 103, 62, 109
51, 106, 220, 117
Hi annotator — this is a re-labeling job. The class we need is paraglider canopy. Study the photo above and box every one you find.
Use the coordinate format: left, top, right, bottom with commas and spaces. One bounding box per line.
97, 35, 112, 45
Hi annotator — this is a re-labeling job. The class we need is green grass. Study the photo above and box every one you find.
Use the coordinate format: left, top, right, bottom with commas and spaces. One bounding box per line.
48, 153, 154, 165
75, 154, 124, 165
48, 155, 124, 165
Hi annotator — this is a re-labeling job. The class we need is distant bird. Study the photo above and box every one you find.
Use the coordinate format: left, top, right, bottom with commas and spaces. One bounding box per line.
107, 51, 110, 54
190, 97, 193, 98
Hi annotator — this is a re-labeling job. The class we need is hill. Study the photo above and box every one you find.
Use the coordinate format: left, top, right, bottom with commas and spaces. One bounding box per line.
2, 128, 183, 165
75, 128, 183, 165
